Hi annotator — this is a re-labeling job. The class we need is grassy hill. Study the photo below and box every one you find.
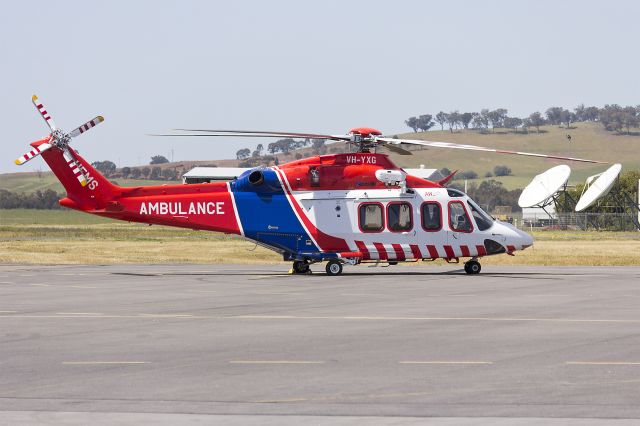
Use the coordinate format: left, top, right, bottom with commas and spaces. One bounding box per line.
389, 122, 640, 189
2, 122, 639, 193
0, 172, 169, 193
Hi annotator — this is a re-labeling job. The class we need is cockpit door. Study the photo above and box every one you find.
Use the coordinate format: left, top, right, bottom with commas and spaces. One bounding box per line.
446, 200, 474, 255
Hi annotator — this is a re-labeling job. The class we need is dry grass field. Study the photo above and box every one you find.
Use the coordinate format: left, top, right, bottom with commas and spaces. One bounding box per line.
2, 209, 639, 266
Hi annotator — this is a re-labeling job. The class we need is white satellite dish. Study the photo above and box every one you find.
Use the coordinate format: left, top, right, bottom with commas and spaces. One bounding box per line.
518, 165, 572, 208
575, 163, 622, 212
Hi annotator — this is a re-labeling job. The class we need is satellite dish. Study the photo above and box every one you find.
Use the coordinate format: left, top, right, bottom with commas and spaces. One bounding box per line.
575, 163, 622, 212
518, 165, 572, 208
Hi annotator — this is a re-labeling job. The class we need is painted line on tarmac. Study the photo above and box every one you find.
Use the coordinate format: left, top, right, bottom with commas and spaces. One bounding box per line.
62, 361, 149, 365
230, 360, 325, 365
56, 312, 103, 316
399, 361, 493, 365
567, 361, 640, 365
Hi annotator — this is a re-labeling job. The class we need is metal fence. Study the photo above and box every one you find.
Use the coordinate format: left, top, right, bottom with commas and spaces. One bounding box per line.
520, 212, 639, 231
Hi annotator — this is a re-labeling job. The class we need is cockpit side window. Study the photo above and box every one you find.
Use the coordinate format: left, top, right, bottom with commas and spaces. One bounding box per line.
448, 201, 473, 232
467, 200, 494, 231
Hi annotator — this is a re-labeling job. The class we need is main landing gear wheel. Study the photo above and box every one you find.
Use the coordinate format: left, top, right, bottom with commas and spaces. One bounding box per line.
325, 260, 343, 276
292, 260, 310, 274
464, 260, 481, 275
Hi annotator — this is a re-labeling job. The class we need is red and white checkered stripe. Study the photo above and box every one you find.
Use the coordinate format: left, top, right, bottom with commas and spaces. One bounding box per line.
32, 95, 56, 130
63, 150, 87, 186
14, 142, 52, 165
70, 116, 104, 137
354, 241, 492, 260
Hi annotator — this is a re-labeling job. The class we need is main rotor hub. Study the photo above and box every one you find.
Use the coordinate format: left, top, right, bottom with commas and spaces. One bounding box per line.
50, 129, 71, 148
348, 128, 382, 153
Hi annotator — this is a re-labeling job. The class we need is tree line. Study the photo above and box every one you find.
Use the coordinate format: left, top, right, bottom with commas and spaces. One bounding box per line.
0, 189, 64, 209
405, 104, 640, 135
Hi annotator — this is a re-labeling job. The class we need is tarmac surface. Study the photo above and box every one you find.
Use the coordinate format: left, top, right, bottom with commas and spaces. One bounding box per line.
1, 263, 640, 425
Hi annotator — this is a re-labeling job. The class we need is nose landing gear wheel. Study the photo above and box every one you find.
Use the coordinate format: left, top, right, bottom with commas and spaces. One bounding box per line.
464, 260, 481, 275
292, 260, 310, 274
325, 260, 343, 276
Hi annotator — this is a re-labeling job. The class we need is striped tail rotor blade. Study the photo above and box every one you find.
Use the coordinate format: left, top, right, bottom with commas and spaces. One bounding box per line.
63, 149, 88, 187
14, 142, 53, 165
70, 116, 105, 138
32, 95, 57, 131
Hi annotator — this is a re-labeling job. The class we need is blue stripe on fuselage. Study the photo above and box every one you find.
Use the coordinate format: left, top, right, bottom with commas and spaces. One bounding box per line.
231, 169, 320, 254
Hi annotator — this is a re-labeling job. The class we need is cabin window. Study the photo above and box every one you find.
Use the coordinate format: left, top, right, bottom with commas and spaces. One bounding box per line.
448, 201, 473, 232
387, 202, 413, 232
467, 200, 494, 231
359, 203, 384, 232
421, 202, 442, 231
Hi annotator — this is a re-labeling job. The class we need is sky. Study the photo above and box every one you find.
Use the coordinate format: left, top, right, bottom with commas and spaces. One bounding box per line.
2, 0, 640, 173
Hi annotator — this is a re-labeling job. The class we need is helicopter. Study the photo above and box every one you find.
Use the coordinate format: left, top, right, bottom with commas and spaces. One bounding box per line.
15, 95, 604, 275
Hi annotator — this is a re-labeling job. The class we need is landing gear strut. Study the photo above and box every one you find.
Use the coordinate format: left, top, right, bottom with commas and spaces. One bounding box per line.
464, 259, 481, 275
292, 260, 310, 274
325, 260, 343, 276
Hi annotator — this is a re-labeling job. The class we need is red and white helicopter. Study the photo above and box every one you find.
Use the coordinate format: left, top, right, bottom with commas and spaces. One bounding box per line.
15, 96, 604, 275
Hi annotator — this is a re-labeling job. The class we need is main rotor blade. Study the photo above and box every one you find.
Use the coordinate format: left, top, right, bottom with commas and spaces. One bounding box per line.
70, 116, 104, 138
377, 137, 605, 164
32, 95, 57, 131
170, 129, 350, 141
14, 141, 53, 165
378, 141, 413, 155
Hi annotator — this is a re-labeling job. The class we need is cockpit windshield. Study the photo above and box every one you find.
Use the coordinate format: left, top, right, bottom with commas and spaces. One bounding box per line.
466, 199, 494, 231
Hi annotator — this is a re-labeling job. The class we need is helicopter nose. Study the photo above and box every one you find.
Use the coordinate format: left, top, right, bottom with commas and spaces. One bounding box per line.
501, 222, 533, 251
516, 228, 534, 250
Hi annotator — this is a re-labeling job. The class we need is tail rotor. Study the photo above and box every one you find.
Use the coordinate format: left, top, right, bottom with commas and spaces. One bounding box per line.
14, 94, 105, 186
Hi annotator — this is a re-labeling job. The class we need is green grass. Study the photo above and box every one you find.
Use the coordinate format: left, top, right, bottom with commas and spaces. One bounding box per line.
0, 208, 118, 225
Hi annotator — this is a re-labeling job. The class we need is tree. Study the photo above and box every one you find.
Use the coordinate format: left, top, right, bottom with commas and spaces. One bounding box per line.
574, 104, 587, 122
465, 180, 522, 212
311, 138, 326, 155
236, 148, 251, 160
446, 111, 461, 133
405, 116, 419, 132
141, 167, 151, 179
91, 160, 116, 176
584, 106, 599, 122
503, 117, 523, 133
252, 144, 264, 158
150, 155, 169, 165
416, 114, 435, 132
487, 108, 508, 132
150, 167, 161, 179
599, 104, 623, 132
460, 112, 475, 130
161, 168, 177, 181
121, 166, 131, 178
545, 107, 563, 125
472, 109, 490, 131
622, 106, 638, 134
526, 111, 545, 133
559, 109, 576, 128
267, 142, 280, 155
493, 165, 512, 176
435, 111, 447, 130
130, 168, 141, 179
